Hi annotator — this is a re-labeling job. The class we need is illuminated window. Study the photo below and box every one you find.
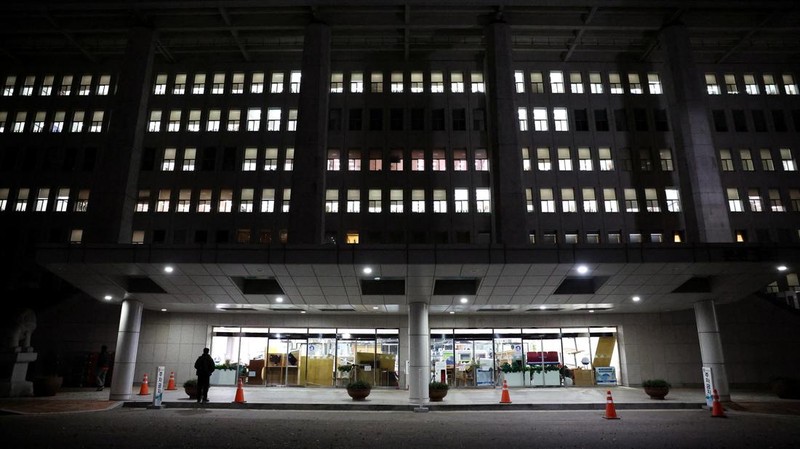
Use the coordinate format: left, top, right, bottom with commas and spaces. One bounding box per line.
659, 149, 673, 171
782, 74, 798, 95
267, 108, 281, 131
192, 73, 206, 94
198, 190, 212, 212
763, 74, 778, 95
227, 109, 240, 131
78, 75, 92, 95
207, 110, 220, 132
74, 190, 89, 212
517, 107, 528, 131
15, 188, 29, 211
739, 149, 754, 171
70, 111, 84, 132
557, 148, 572, 171
390, 72, 403, 93
12, 111, 26, 132
645, 188, 660, 212
561, 188, 576, 213
148, 110, 162, 132
34, 188, 50, 212
628, 73, 643, 94
156, 189, 171, 212
370, 72, 383, 93
454, 188, 469, 213
251, 72, 265, 93
284, 148, 294, 171
21, 76, 35, 96
389, 149, 403, 171
167, 110, 181, 132
231, 73, 244, 94
330, 72, 344, 93
453, 149, 467, 171
647, 73, 662, 94
599, 147, 613, 171
346, 233, 359, 244
578, 148, 592, 171
412, 189, 425, 213
59, 75, 73, 96
369, 150, 382, 171
470, 72, 485, 93
727, 188, 744, 212
350, 72, 363, 93
665, 188, 681, 212
347, 190, 360, 213
411, 150, 425, 171
183, 148, 196, 171
3, 75, 16, 96
433, 189, 447, 213
769, 189, 785, 212
791, 190, 800, 211
264, 148, 278, 171
69, 229, 83, 244
553, 108, 569, 131
97, 75, 111, 95
521, 148, 531, 171
540, 188, 555, 213
218, 189, 233, 213
173, 73, 186, 94
705, 74, 721, 95
390, 189, 403, 213
290, 71, 301, 93
533, 108, 548, 131
475, 188, 491, 213
780, 148, 797, 171
32, 111, 45, 133
177, 189, 191, 213
135, 190, 150, 212
431, 71, 444, 93
432, 149, 446, 171
589, 72, 603, 94
368, 189, 382, 213
243, 148, 257, 171
525, 189, 534, 212
187, 110, 201, 132
450, 71, 464, 93
270, 72, 284, 93
474, 149, 488, 171
327, 149, 341, 171
609, 73, 623, 94
40, 75, 54, 96
162, 148, 176, 171
55, 188, 69, 212
719, 149, 734, 171
549, 71, 564, 93
410, 72, 423, 93
261, 189, 275, 212
530, 72, 544, 93
246, 108, 261, 131
723, 74, 738, 94
569, 72, 583, 93
325, 189, 339, 213
537, 148, 551, 171
747, 188, 762, 212
743, 74, 759, 95
603, 188, 618, 212
624, 189, 639, 212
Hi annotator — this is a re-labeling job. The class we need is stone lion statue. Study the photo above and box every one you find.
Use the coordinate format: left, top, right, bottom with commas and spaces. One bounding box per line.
1, 308, 36, 352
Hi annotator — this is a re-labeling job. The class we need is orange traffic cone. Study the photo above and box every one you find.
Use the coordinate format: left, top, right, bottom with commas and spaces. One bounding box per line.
602, 390, 620, 419
711, 389, 726, 418
166, 372, 177, 390
499, 379, 512, 404
137, 373, 150, 395
232, 379, 246, 403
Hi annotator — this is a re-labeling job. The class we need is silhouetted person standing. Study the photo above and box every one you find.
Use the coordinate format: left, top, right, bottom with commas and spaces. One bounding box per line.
194, 348, 215, 403
96, 345, 111, 391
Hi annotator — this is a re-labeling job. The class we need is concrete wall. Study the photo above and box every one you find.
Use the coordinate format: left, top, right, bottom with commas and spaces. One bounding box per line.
31, 293, 800, 388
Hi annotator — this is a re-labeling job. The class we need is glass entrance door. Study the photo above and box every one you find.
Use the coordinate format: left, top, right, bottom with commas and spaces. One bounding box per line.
522, 328, 563, 387
265, 328, 307, 386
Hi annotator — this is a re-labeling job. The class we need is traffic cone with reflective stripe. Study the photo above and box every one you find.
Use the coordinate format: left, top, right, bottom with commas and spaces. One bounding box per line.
166, 372, 177, 390
232, 378, 246, 403
711, 389, 726, 418
137, 373, 150, 395
602, 390, 620, 419
499, 379, 512, 404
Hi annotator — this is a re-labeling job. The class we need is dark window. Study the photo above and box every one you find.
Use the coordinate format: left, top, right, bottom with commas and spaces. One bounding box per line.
49, 228, 64, 244
216, 230, 229, 244
633, 108, 648, 131
431, 109, 445, 130
42, 147, 59, 171
619, 148, 632, 171
152, 229, 166, 244
756, 229, 771, 243
452, 108, 466, 130
434, 231, 448, 243
614, 108, 628, 131
328, 108, 342, 131
140, 147, 156, 171
390, 108, 404, 131
472, 108, 486, 131
654, 109, 669, 131
712, 110, 728, 132
173, 229, 187, 244
411, 231, 426, 243
411, 108, 425, 130
201, 147, 216, 171
60, 148, 76, 172
22, 148, 37, 171
574, 109, 589, 131
194, 230, 208, 244
792, 110, 800, 131
732, 110, 747, 132
82, 147, 96, 171
752, 110, 767, 132
369, 108, 383, 130
222, 147, 236, 171
455, 231, 471, 243
348, 108, 362, 131
594, 109, 609, 131
772, 110, 787, 132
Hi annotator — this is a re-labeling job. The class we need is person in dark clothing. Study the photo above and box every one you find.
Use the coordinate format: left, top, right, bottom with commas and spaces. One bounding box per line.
194, 348, 215, 403
96, 345, 111, 391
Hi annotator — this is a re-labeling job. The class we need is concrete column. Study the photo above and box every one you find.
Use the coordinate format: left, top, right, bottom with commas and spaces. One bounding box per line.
288, 21, 331, 244
694, 299, 730, 401
484, 17, 528, 247
660, 23, 732, 243
408, 302, 430, 405
109, 299, 143, 401
87, 27, 156, 244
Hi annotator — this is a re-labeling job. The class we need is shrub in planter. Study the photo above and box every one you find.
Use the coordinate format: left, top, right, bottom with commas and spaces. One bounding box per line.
183, 378, 198, 399
346, 380, 371, 401
642, 379, 671, 399
429, 381, 449, 402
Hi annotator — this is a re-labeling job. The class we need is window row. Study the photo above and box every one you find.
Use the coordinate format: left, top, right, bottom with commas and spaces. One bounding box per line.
2, 74, 113, 97
516, 107, 669, 133
718, 148, 797, 172
513, 70, 662, 95
147, 108, 296, 133
142, 147, 294, 172
525, 187, 682, 214
705, 73, 798, 96
328, 107, 486, 132
329, 71, 484, 94
325, 148, 488, 172
521, 147, 674, 172
153, 71, 301, 95
711, 108, 800, 133
530, 230, 686, 245
0, 187, 90, 213
725, 188, 800, 213
0, 110, 105, 133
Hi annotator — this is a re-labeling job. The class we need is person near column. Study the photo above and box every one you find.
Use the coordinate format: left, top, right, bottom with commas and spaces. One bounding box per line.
194, 347, 215, 403
95, 345, 111, 391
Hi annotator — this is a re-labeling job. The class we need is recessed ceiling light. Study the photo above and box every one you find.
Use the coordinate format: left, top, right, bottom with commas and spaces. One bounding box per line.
215, 304, 225, 309
577, 265, 589, 274
372, 306, 379, 310
589, 310, 595, 313
275, 297, 284, 303
539, 305, 547, 310
161, 308, 167, 312
103, 295, 112, 300
777, 265, 788, 272
460, 297, 468, 304
374, 276, 381, 280
632, 296, 641, 302
300, 311, 306, 314
449, 311, 455, 314
363, 267, 373, 274
164, 266, 174, 273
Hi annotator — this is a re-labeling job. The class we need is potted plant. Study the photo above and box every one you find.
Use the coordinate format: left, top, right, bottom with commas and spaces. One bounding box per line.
183, 378, 198, 399
642, 379, 671, 399
346, 379, 371, 401
429, 381, 449, 402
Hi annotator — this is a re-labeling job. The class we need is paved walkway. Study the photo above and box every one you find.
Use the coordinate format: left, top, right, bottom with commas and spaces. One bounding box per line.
2, 385, 798, 415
